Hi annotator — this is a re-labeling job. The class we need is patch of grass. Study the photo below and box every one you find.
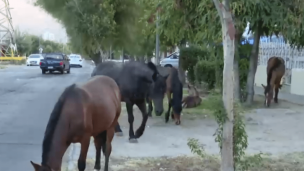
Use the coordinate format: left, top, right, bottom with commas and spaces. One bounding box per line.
81, 152, 304, 171
0, 65, 6, 69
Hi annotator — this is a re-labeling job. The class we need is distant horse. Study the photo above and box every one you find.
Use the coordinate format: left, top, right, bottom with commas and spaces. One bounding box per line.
91, 61, 167, 143
30, 75, 121, 171
182, 84, 202, 108
261, 56, 285, 107
147, 66, 183, 125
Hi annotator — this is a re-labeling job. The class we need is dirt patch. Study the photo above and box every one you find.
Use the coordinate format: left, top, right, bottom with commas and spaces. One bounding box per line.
67, 94, 304, 170
81, 152, 304, 171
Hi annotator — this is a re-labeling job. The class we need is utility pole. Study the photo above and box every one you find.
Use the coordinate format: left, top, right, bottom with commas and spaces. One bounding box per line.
155, 9, 160, 65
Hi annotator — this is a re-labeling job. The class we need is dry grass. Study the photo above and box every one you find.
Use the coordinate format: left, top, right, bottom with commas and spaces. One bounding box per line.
81, 152, 304, 171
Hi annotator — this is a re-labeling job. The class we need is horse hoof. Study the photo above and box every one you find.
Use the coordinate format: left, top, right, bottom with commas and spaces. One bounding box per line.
129, 138, 138, 143
115, 132, 124, 137
175, 120, 181, 125
165, 118, 169, 123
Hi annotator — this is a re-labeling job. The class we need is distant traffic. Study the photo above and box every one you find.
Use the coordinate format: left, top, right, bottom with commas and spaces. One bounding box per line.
26, 53, 86, 75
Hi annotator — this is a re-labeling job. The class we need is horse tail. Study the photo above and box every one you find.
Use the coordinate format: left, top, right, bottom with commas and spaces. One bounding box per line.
267, 57, 282, 85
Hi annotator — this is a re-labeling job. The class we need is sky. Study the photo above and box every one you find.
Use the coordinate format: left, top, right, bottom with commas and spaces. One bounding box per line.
9, 0, 67, 43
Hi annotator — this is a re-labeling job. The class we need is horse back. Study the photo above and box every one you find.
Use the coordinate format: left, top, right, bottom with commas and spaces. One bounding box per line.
267, 56, 285, 83
81, 75, 121, 135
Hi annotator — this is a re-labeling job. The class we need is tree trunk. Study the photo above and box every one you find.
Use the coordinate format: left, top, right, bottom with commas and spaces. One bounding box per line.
233, 31, 243, 102
245, 21, 262, 105
213, 0, 235, 171
91, 51, 101, 65
178, 40, 187, 85
140, 55, 145, 62
129, 55, 135, 61
146, 54, 151, 62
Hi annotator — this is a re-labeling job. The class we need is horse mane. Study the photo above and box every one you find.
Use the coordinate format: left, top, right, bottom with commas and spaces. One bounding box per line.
266, 57, 282, 92
170, 67, 183, 114
42, 84, 77, 166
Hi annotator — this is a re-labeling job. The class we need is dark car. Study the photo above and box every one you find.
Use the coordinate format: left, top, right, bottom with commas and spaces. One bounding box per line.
39, 53, 70, 74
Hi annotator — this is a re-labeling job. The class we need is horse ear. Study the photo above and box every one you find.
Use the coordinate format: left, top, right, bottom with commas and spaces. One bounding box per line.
30, 161, 41, 170
261, 84, 266, 89
147, 62, 157, 72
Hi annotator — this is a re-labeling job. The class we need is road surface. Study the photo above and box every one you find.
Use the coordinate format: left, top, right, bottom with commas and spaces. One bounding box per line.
0, 62, 94, 171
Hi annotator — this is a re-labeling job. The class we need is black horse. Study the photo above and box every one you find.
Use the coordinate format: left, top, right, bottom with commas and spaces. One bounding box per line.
91, 61, 167, 143
147, 66, 183, 125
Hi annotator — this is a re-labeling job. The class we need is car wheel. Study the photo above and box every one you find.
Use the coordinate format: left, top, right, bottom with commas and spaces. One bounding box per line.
164, 64, 173, 68
60, 69, 64, 74
79, 65, 82, 68
49, 70, 53, 74
42, 70, 46, 74
67, 67, 70, 74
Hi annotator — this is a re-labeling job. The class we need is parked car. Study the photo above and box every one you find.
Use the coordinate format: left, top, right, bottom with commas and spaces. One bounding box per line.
68, 54, 83, 67
39, 53, 70, 74
26, 54, 44, 66
160, 52, 179, 68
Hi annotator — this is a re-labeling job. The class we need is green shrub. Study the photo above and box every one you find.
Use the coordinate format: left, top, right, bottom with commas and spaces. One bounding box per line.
179, 46, 209, 83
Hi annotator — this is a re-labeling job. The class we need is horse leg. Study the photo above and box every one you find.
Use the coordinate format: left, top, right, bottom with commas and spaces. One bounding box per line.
103, 128, 114, 171
115, 122, 123, 137
93, 131, 106, 171
147, 99, 153, 117
165, 93, 172, 123
126, 102, 137, 143
78, 135, 90, 171
170, 99, 175, 120
135, 100, 148, 139
274, 86, 279, 103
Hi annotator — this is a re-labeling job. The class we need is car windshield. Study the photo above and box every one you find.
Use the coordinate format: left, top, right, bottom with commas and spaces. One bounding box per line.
45, 54, 63, 60
29, 55, 41, 58
69, 55, 80, 58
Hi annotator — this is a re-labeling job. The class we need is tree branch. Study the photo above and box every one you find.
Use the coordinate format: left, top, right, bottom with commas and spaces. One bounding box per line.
212, 0, 224, 21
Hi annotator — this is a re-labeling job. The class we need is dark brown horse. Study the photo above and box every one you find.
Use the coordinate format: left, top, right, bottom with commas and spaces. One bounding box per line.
30, 75, 121, 171
182, 84, 202, 108
261, 56, 285, 107
148, 66, 183, 125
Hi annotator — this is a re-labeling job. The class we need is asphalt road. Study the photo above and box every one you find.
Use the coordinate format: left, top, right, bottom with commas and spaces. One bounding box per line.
0, 62, 94, 171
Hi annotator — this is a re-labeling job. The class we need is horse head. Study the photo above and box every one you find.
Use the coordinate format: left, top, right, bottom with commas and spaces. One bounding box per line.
261, 84, 273, 107
146, 62, 168, 116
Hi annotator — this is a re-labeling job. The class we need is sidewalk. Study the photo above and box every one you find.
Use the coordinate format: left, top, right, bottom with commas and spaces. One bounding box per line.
254, 86, 304, 105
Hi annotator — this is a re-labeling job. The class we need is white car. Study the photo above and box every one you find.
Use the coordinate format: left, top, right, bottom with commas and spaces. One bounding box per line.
160, 52, 179, 68
69, 54, 83, 67
26, 54, 44, 66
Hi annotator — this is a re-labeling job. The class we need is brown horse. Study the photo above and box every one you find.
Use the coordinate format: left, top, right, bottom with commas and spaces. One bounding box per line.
182, 84, 202, 108
30, 75, 121, 171
261, 56, 285, 107
147, 66, 183, 125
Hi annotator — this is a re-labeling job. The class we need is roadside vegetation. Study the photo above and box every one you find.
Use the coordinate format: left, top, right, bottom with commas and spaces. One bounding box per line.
14, 28, 71, 57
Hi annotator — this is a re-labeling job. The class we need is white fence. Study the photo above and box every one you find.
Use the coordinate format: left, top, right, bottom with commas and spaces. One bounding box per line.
258, 39, 304, 85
